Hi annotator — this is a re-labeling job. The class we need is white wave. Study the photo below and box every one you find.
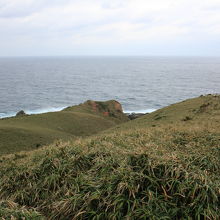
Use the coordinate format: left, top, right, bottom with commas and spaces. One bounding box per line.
0, 112, 16, 119
1, 107, 157, 119
0, 106, 66, 119
25, 107, 66, 115
124, 109, 157, 114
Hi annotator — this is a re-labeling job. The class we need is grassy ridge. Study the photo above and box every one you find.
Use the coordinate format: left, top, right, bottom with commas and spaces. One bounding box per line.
0, 95, 219, 219
111, 94, 220, 129
0, 100, 128, 155
0, 121, 219, 219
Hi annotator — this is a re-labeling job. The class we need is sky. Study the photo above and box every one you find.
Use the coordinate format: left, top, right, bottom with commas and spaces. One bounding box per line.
0, 0, 220, 56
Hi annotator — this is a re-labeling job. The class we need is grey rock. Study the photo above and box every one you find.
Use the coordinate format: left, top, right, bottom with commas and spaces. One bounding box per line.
16, 110, 26, 116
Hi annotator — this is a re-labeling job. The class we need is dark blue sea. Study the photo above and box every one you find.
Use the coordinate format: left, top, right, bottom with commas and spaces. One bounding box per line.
0, 56, 220, 118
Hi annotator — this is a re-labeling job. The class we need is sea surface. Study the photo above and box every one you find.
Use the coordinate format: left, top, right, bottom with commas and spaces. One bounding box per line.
0, 56, 220, 118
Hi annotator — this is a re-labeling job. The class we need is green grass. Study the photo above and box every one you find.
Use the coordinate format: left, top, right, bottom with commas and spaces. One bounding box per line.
0, 200, 44, 220
0, 95, 219, 219
0, 100, 128, 155
106, 94, 220, 133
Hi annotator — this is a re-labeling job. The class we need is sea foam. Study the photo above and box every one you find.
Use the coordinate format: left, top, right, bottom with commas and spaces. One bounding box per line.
0, 107, 156, 119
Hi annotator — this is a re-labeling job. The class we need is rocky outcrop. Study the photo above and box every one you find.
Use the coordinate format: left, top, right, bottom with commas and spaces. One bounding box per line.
83, 100, 128, 122
16, 110, 26, 116
126, 113, 146, 120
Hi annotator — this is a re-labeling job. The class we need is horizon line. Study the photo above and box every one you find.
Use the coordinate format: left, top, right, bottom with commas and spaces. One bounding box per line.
1, 55, 220, 58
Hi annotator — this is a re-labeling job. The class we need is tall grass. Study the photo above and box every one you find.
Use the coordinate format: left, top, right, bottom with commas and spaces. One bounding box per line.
0, 120, 219, 219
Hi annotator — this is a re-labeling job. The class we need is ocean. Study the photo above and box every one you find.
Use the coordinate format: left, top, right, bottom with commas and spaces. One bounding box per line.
0, 56, 220, 118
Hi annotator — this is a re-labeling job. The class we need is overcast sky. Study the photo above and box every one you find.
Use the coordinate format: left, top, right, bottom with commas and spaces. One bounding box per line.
0, 0, 220, 56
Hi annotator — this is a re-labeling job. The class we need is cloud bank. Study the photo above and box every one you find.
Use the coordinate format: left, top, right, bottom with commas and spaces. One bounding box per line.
0, 0, 220, 56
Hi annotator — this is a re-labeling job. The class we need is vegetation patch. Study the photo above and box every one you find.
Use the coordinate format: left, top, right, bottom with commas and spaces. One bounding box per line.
0, 94, 219, 219
0, 100, 128, 155
0, 200, 44, 220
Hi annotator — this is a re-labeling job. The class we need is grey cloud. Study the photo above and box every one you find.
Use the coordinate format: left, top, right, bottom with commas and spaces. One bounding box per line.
204, 5, 220, 11
0, 0, 72, 18
0, 0, 220, 56
0, 1, 42, 18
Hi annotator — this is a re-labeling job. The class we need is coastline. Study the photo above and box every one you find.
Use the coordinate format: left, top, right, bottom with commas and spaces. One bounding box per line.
0, 107, 157, 119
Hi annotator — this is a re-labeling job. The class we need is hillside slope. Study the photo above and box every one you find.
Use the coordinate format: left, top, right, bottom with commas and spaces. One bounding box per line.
0, 100, 128, 155
0, 95, 219, 219
107, 94, 220, 131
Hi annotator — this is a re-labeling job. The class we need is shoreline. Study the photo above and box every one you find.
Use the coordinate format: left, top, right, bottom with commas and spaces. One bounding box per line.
0, 107, 157, 119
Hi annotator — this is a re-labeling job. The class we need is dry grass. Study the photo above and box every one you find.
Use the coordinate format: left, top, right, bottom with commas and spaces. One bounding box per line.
0, 100, 128, 155
0, 120, 219, 219
0, 95, 219, 219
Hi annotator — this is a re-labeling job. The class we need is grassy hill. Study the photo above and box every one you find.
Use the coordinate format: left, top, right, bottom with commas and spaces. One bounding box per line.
110, 94, 220, 129
0, 100, 128, 155
0, 95, 219, 219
